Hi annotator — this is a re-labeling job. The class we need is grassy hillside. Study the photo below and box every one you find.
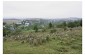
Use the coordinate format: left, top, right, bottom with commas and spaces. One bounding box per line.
3, 27, 82, 54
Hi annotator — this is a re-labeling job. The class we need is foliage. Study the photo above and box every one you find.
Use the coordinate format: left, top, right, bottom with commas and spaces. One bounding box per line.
49, 22, 53, 28
3, 19, 82, 54
3, 27, 82, 54
33, 25, 38, 32
57, 20, 82, 28
3, 25, 11, 36
67, 20, 81, 28
50, 29, 56, 33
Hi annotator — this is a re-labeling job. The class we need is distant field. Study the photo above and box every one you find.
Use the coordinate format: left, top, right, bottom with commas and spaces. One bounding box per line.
3, 19, 22, 24
3, 27, 82, 54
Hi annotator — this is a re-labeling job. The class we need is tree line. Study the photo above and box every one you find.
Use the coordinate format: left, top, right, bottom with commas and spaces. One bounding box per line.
3, 19, 82, 36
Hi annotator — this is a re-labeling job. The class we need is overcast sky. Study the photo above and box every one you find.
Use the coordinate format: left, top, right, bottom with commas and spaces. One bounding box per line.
3, 1, 82, 19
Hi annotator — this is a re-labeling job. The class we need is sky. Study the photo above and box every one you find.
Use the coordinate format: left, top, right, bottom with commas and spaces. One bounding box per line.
3, 1, 82, 19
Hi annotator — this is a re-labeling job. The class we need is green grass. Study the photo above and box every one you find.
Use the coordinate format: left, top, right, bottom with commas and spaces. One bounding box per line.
3, 27, 82, 54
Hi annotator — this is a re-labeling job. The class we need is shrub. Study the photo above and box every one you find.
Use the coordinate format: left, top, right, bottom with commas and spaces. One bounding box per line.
42, 38, 46, 43
21, 41, 24, 44
46, 36, 50, 41
52, 37, 55, 40
33, 39, 38, 46
37, 37, 42, 45
42, 29, 46, 32
27, 35, 51, 46
50, 29, 56, 33
28, 38, 33, 45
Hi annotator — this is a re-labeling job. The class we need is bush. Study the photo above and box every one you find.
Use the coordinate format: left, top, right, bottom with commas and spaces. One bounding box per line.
42, 28, 46, 32
33, 39, 38, 46
52, 37, 55, 40
50, 29, 56, 33
12, 29, 21, 35
46, 36, 50, 41
21, 41, 24, 44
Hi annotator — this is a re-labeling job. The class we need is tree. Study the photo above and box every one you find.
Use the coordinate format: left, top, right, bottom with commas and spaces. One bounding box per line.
62, 21, 67, 30
33, 25, 38, 32
49, 22, 53, 28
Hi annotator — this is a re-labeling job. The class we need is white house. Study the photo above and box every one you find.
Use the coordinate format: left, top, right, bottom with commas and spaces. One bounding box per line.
24, 23, 29, 27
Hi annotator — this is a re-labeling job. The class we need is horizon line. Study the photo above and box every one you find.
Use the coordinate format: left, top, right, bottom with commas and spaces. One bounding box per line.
3, 17, 82, 19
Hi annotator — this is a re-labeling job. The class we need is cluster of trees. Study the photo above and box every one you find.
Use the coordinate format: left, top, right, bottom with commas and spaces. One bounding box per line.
3, 19, 82, 37
57, 20, 82, 28
67, 20, 82, 28
3, 22, 21, 36
33, 19, 82, 32
3, 26, 11, 36
3, 23, 10, 36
